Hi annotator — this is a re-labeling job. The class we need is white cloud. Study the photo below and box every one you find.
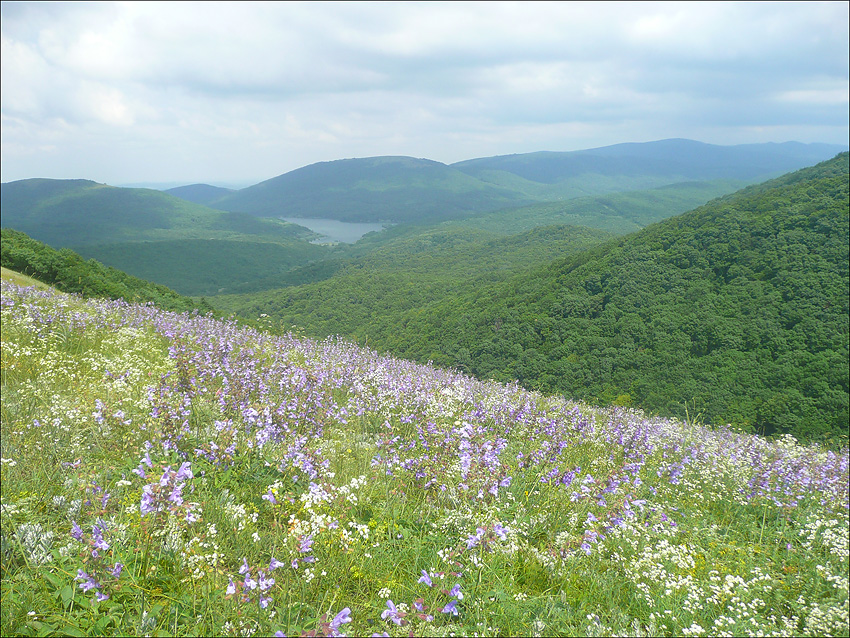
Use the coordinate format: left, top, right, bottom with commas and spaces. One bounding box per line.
1, 1, 847, 184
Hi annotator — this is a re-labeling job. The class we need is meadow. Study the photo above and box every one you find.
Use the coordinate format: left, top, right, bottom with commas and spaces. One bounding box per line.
1, 280, 847, 637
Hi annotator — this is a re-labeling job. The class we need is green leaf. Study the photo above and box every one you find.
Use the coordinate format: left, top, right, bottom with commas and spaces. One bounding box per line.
59, 584, 74, 609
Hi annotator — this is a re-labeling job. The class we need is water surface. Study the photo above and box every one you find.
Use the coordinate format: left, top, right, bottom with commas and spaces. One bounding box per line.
282, 217, 387, 244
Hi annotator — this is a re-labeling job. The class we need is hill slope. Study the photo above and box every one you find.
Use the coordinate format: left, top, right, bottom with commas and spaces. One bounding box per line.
369, 153, 850, 442
0, 228, 212, 313
210, 155, 532, 223
207, 140, 846, 223
229, 155, 849, 443
211, 223, 616, 335
2, 277, 847, 636
0, 178, 338, 296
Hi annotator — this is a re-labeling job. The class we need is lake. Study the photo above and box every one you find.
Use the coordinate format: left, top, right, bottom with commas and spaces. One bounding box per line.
281, 217, 388, 244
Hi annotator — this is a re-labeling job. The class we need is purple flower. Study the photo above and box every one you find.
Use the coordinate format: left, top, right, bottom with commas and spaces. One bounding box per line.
70, 520, 84, 541
175, 461, 193, 481
258, 572, 275, 591
109, 562, 123, 579
493, 523, 508, 540
140, 486, 156, 515
330, 607, 352, 630
381, 600, 404, 625
441, 599, 459, 616
239, 557, 250, 575
449, 583, 463, 600
587, 512, 597, 523
269, 557, 285, 570
299, 535, 314, 553
226, 578, 236, 595
418, 570, 433, 587
95, 590, 110, 602
262, 489, 278, 505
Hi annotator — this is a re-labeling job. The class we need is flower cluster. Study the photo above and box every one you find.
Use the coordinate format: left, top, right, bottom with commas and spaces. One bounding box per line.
70, 520, 123, 602
226, 556, 285, 609
133, 451, 199, 523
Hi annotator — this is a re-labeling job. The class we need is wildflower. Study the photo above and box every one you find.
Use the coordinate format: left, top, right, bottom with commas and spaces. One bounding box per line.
226, 579, 236, 595
269, 557, 285, 570
381, 599, 405, 625
442, 599, 459, 616
493, 523, 508, 540
449, 584, 463, 600
418, 570, 433, 587
330, 607, 352, 631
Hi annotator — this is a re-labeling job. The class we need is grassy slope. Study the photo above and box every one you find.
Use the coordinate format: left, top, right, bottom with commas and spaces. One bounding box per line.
1, 280, 847, 637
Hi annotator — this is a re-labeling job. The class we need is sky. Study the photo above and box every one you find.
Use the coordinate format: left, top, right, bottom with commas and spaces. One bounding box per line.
1, 1, 848, 187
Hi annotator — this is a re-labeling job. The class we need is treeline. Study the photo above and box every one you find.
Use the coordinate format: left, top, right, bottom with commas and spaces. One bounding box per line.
0, 228, 213, 314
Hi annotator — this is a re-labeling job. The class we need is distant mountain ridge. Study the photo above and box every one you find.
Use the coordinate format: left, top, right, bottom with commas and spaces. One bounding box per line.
196, 139, 848, 223
208, 155, 532, 223
164, 183, 234, 205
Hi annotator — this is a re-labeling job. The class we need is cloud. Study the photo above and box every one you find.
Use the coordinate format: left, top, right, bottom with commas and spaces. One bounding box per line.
1, 1, 847, 184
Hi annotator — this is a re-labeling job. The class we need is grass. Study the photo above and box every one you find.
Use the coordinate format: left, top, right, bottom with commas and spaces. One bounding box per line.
1, 280, 847, 637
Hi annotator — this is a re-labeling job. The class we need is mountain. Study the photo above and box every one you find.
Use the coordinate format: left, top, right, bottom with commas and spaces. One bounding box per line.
0, 178, 313, 247
164, 183, 234, 205
0, 178, 340, 296
221, 154, 849, 443
206, 140, 846, 223
209, 155, 532, 223
452, 139, 847, 185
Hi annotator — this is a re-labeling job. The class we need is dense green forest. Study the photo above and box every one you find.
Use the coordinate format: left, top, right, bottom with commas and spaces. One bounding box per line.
0, 178, 342, 296
0, 229, 212, 314
219, 154, 849, 444
211, 223, 615, 336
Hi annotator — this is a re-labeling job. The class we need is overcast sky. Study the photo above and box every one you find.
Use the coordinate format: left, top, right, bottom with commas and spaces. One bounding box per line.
1, 1, 848, 186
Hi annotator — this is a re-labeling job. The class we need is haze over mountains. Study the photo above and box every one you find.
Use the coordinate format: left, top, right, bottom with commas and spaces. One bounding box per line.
179, 139, 849, 222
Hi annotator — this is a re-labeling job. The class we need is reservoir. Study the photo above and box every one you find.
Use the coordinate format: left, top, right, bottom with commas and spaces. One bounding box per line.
281, 217, 387, 244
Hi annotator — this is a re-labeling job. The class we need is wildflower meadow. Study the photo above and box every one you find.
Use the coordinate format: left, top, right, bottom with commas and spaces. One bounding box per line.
1, 280, 847, 637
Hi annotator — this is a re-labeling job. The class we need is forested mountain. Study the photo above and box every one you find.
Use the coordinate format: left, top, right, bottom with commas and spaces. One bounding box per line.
163, 183, 234, 205
0, 228, 211, 314
199, 140, 846, 223
212, 223, 615, 334
0, 178, 337, 296
453, 139, 845, 184
209, 156, 531, 222
220, 154, 849, 444
0, 178, 312, 246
